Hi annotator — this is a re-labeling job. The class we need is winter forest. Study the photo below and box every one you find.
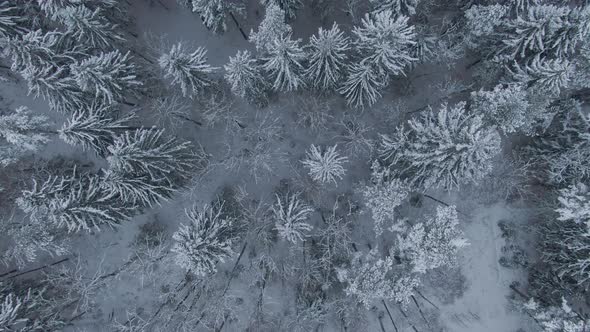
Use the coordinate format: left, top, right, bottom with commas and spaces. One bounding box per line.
1, 0, 590, 331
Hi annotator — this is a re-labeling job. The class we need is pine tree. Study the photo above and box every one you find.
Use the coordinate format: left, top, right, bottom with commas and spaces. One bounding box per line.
397, 206, 468, 274
0, 3, 23, 39
100, 169, 175, 208
262, 34, 306, 92
158, 42, 217, 98
106, 128, 197, 183
0, 106, 52, 155
172, 202, 236, 276
359, 161, 409, 235
272, 192, 314, 243
22, 64, 88, 113
369, 0, 419, 16
249, 3, 292, 52
378, 102, 501, 190
59, 104, 136, 156
301, 144, 348, 184
261, 0, 302, 19
53, 5, 123, 49
69, 50, 141, 105
305, 23, 350, 91
509, 56, 574, 95
338, 61, 384, 109
352, 11, 416, 80
470, 84, 531, 134
2, 30, 60, 72
337, 248, 419, 308
556, 183, 590, 229
190, 0, 243, 34
18, 172, 136, 232
224, 50, 268, 104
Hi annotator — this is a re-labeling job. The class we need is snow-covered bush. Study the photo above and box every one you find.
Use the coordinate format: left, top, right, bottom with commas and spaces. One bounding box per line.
302, 144, 348, 185
172, 202, 236, 276
271, 192, 314, 243
379, 102, 501, 190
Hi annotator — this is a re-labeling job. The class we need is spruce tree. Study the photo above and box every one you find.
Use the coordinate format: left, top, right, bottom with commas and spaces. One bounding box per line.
338, 62, 384, 109
59, 104, 136, 156
378, 102, 501, 189
53, 5, 122, 49
305, 23, 349, 91
249, 3, 291, 52
2, 30, 59, 72
0, 106, 52, 166
172, 202, 236, 276
352, 10, 416, 80
224, 50, 268, 104
189, 0, 243, 34
262, 34, 306, 92
106, 128, 197, 183
158, 42, 217, 98
470, 84, 531, 134
69, 50, 141, 105
100, 169, 175, 208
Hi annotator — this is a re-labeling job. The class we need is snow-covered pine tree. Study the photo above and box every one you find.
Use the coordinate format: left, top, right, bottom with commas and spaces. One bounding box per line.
172, 202, 236, 276
523, 297, 585, 332
503, 5, 590, 60
158, 42, 217, 98
301, 144, 348, 184
0, 106, 52, 166
100, 169, 175, 208
59, 104, 136, 156
305, 23, 349, 91
337, 248, 419, 308
369, 0, 419, 16
378, 102, 501, 190
396, 205, 468, 274
189, 0, 243, 34
69, 50, 141, 105
106, 128, 197, 183
359, 161, 409, 235
352, 10, 416, 80
262, 34, 306, 92
224, 50, 268, 105
261, 0, 302, 20
53, 5, 123, 49
541, 183, 590, 290
2, 29, 60, 72
470, 84, 531, 134
22, 64, 88, 113
249, 3, 292, 52
338, 61, 384, 109
0, 3, 23, 39
525, 99, 590, 185
272, 192, 314, 243
509, 56, 574, 95
463, 4, 509, 50
18, 172, 136, 232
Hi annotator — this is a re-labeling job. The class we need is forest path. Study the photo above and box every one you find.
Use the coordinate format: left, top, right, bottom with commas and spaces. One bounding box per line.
438, 204, 528, 332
